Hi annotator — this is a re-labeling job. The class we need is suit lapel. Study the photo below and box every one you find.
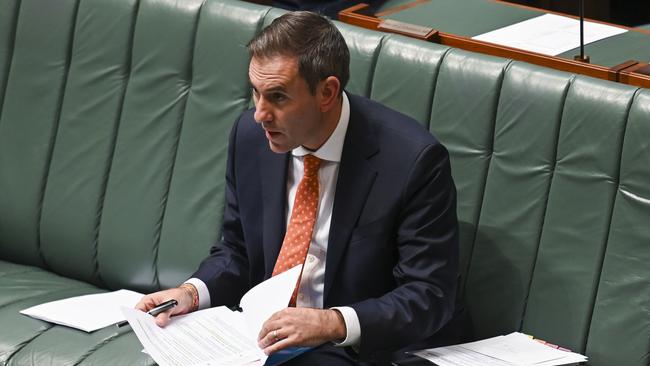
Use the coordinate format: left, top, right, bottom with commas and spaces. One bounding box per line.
324, 98, 379, 303
259, 145, 289, 279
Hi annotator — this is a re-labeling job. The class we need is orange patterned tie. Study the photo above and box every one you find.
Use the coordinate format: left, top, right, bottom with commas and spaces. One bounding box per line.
272, 154, 322, 306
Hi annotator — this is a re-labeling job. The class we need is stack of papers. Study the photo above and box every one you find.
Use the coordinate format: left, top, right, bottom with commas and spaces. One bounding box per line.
122, 265, 307, 366
20, 289, 144, 332
472, 13, 627, 56
413, 332, 587, 366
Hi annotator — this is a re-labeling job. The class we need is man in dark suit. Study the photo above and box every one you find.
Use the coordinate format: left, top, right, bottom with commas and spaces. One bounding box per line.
137, 11, 459, 365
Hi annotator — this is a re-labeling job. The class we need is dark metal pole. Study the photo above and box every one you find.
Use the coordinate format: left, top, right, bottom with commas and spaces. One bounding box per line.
579, 0, 584, 59
574, 0, 590, 63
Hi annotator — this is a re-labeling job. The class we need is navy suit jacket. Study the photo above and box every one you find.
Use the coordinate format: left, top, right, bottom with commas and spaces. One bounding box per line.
193, 93, 459, 359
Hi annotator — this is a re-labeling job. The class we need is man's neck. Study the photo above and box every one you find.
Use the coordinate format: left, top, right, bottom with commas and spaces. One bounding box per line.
303, 95, 343, 151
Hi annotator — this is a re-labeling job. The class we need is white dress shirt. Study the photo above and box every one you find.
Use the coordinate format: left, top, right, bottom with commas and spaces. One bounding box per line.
187, 92, 361, 347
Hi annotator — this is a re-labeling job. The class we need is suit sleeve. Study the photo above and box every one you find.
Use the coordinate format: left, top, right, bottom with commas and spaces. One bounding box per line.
351, 142, 459, 357
191, 115, 250, 308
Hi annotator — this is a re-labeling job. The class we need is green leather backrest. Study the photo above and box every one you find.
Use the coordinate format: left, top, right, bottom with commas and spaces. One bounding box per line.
0, 0, 264, 292
585, 90, 650, 364
0, 1, 647, 365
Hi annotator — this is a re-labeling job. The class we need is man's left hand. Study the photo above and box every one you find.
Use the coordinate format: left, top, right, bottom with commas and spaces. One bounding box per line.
258, 308, 346, 355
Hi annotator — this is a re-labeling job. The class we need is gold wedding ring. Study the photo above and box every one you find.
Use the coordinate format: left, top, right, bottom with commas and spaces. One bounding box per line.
273, 329, 278, 341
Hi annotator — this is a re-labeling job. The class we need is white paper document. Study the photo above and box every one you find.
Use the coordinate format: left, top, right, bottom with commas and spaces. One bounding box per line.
472, 14, 627, 56
122, 265, 303, 366
413, 332, 587, 366
20, 289, 144, 332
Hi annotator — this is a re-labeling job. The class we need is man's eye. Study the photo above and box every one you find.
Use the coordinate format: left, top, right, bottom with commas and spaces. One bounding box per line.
271, 93, 286, 102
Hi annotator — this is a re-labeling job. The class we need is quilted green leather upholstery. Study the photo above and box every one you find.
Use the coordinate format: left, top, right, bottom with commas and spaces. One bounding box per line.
0, 0, 647, 365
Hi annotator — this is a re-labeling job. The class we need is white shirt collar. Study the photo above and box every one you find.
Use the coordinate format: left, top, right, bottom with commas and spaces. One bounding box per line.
292, 92, 350, 163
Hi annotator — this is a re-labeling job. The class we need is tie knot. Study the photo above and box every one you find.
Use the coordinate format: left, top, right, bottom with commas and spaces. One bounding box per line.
303, 155, 322, 177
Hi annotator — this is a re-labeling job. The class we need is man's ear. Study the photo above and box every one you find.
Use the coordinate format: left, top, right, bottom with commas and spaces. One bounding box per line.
319, 76, 341, 112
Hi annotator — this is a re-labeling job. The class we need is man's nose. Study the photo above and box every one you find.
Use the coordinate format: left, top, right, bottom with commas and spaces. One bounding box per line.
254, 97, 272, 124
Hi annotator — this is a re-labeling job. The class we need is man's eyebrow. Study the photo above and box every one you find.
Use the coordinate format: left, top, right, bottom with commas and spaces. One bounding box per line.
265, 86, 287, 93
250, 85, 288, 94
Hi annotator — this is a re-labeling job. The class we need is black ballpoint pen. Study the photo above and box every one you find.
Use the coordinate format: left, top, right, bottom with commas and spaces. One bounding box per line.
116, 299, 178, 328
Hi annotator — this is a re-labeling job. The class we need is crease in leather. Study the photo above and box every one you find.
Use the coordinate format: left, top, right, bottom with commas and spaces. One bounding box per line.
518, 73, 573, 329
35, 0, 83, 274
3, 323, 53, 365
462, 58, 511, 295
0, 0, 22, 119
151, 0, 204, 292
0, 268, 42, 279
366, 34, 387, 99
0, 282, 90, 311
93, 0, 141, 289
426, 47, 453, 131
71, 330, 131, 366
580, 86, 639, 353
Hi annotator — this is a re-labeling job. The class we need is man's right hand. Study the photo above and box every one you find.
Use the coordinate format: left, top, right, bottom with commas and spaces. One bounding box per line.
135, 285, 196, 327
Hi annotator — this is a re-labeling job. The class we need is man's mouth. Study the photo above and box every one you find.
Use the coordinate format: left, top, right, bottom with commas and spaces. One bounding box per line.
265, 129, 281, 140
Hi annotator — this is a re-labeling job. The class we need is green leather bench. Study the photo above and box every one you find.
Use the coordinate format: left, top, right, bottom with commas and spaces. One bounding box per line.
0, 0, 648, 365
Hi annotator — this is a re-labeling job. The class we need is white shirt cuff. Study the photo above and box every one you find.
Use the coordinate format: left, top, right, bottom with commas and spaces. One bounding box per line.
184, 278, 211, 310
331, 306, 361, 347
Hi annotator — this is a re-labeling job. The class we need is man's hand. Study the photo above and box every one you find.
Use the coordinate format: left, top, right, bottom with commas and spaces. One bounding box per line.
135, 285, 195, 327
257, 308, 346, 355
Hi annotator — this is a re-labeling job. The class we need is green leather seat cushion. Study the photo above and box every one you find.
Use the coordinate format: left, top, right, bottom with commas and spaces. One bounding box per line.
0, 261, 153, 365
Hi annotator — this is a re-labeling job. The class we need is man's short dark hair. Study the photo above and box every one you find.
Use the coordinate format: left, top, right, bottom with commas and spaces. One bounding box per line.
247, 11, 350, 95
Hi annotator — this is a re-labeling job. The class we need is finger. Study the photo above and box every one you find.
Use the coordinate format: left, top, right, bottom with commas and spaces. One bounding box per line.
258, 317, 284, 341
258, 321, 271, 342
135, 296, 157, 312
155, 311, 172, 327
263, 334, 295, 355
258, 326, 281, 348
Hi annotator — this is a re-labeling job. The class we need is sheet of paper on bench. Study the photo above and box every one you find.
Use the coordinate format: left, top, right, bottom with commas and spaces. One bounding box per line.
412, 332, 587, 366
20, 289, 144, 332
472, 13, 627, 56
122, 265, 302, 366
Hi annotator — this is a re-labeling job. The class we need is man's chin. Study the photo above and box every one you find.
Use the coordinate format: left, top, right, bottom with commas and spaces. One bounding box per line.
268, 140, 292, 154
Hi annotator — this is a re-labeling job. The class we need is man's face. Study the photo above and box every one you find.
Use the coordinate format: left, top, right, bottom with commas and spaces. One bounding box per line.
249, 55, 325, 153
